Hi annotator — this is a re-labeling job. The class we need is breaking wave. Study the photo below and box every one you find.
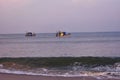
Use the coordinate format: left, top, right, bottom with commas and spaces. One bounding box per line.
0, 57, 120, 79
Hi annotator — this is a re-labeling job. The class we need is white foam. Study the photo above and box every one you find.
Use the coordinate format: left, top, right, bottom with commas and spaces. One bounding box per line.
41, 68, 48, 72
0, 64, 3, 68
0, 68, 120, 79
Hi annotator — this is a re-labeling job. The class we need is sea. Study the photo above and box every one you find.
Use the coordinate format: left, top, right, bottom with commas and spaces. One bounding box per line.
0, 32, 120, 79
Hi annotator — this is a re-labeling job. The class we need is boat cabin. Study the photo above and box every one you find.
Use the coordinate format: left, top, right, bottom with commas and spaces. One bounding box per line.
56, 31, 71, 37
25, 32, 36, 36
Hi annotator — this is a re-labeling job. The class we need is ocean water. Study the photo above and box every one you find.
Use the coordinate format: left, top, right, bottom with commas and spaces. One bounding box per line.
0, 32, 120, 79
0, 32, 120, 57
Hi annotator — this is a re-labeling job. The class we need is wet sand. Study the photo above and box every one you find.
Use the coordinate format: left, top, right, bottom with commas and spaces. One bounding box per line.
0, 73, 119, 80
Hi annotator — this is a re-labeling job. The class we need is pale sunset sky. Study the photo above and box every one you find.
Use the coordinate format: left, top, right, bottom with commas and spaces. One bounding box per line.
0, 0, 120, 33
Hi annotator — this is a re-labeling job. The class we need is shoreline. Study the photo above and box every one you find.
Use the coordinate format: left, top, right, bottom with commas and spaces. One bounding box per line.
0, 73, 119, 80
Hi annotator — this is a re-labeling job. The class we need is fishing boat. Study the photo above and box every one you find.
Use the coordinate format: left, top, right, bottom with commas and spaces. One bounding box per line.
56, 31, 71, 37
25, 32, 36, 36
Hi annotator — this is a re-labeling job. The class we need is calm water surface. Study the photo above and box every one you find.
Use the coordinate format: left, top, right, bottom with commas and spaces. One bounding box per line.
0, 32, 120, 57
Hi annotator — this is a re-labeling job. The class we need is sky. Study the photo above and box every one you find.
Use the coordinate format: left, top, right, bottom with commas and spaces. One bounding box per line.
0, 0, 120, 33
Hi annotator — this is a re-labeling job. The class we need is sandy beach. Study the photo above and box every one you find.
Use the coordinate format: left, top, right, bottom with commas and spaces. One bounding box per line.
0, 73, 119, 80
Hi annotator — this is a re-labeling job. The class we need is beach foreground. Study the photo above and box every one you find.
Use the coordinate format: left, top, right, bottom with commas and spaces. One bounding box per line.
0, 73, 119, 80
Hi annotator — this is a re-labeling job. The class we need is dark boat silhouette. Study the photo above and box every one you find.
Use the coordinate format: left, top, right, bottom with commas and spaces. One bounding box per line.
25, 32, 36, 36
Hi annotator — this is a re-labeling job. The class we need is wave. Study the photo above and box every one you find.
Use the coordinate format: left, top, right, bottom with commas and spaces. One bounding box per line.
0, 67, 120, 79
0, 57, 120, 67
0, 57, 120, 79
